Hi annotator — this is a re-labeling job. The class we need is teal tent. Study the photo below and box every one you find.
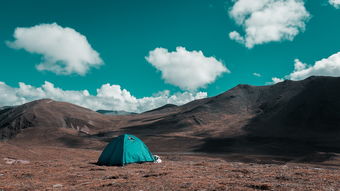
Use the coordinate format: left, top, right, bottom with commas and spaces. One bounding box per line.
97, 134, 155, 166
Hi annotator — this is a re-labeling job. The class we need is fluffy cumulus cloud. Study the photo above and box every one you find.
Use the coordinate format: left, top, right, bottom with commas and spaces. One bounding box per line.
7, 23, 103, 75
269, 52, 340, 83
253, 72, 261, 77
0, 81, 207, 113
145, 47, 229, 91
228, 0, 310, 48
329, 0, 340, 8
288, 53, 340, 80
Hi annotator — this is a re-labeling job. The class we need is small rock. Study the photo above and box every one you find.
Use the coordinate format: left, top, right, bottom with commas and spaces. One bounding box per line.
101, 182, 115, 187
3, 158, 30, 164
17, 160, 30, 164
4, 158, 16, 164
53, 184, 63, 188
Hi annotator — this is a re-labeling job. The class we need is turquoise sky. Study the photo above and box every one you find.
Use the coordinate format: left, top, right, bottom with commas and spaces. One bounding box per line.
0, 0, 339, 98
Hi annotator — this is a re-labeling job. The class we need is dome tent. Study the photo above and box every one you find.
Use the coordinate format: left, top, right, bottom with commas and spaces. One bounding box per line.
97, 134, 155, 166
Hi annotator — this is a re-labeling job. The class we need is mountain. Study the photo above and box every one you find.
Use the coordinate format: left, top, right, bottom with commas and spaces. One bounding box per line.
103, 76, 340, 154
96, 110, 136, 115
1, 76, 340, 156
143, 104, 178, 114
0, 99, 112, 148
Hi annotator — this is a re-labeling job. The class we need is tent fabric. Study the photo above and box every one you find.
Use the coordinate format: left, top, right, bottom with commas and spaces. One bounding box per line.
97, 134, 155, 166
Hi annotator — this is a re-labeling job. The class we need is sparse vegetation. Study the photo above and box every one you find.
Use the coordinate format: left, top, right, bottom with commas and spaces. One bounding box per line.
0, 144, 339, 191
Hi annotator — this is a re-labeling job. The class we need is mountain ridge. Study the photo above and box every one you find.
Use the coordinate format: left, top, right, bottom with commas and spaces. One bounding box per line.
1, 76, 340, 156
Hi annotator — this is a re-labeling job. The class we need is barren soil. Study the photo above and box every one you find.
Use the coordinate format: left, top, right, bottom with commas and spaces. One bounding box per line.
0, 143, 339, 191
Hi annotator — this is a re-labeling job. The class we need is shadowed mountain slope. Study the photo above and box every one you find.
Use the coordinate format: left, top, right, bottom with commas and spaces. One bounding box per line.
109, 76, 340, 154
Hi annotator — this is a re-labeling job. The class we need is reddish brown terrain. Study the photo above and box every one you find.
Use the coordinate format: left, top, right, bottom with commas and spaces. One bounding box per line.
1, 76, 340, 190
1, 144, 340, 191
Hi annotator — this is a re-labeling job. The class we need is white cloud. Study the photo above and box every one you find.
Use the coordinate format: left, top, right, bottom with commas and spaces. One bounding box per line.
269, 77, 284, 84
0, 81, 207, 113
253, 72, 261, 77
145, 47, 229, 91
268, 52, 340, 83
288, 52, 340, 80
228, 0, 310, 48
229, 31, 245, 44
7, 23, 103, 75
329, 0, 340, 8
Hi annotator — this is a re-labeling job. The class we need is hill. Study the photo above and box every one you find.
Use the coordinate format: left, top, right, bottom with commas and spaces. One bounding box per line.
0, 99, 112, 148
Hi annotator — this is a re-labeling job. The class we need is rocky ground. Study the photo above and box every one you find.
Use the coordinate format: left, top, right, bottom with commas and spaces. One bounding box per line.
0, 143, 339, 191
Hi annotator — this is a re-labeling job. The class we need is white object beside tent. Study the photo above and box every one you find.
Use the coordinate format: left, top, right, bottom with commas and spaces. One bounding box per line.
153, 155, 162, 163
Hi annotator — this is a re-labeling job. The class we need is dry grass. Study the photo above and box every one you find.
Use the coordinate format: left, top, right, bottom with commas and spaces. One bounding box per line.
0, 143, 339, 191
